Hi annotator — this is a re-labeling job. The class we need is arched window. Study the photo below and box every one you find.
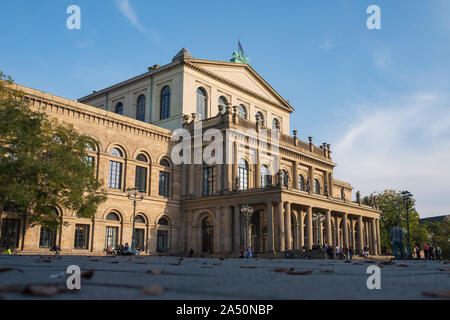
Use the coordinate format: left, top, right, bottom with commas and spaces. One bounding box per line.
106, 212, 120, 221
159, 159, 170, 197
136, 95, 146, 121
238, 158, 249, 190
135, 215, 146, 224
108, 148, 124, 189
201, 216, 214, 253
218, 96, 228, 114
85, 141, 96, 167
160, 86, 170, 120
110, 148, 123, 157
238, 104, 247, 119
115, 102, 123, 115
260, 165, 271, 188
202, 165, 216, 196
135, 154, 148, 193
196, 88, 207, 120
158, 217, 169, 226
272, 118, 280, 130
298, 174, 305, 191
136, 153, 148, 163
314, 179, 321, 194
256, 111, 265, 126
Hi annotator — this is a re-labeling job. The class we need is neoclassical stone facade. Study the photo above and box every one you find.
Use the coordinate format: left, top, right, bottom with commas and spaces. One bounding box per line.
0, 49, 381, 256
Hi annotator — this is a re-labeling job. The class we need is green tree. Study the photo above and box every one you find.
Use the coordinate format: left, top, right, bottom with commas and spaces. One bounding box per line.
0, 73, 106, 244
373, 190, 426, 252
423, 221, 450, 259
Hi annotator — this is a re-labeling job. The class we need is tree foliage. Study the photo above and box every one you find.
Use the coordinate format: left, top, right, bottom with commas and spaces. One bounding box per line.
422, 221, 450, 259
0, 73, 107, 231
373, 189, 427, 251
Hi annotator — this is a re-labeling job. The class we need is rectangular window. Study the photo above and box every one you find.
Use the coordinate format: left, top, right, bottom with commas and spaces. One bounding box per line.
105, 226, 118, 249
0, 219, 21, 248
157, 230, 168, 253
85, 156, 95, 168
74, 224, 90, 249
108, 161, 122, 189
159, 171, 170, 197
135, 166, 147, 193
134, 228, 145, 250
202, 166, 216, 196
39, 228, 57, 248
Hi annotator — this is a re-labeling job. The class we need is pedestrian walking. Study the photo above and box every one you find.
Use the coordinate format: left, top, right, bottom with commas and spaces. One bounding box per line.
435, 246, 442, 261
428, 244, 434, 260
423, 242, 429, 260
415, 244, 421, 260
390, 222, 405, 260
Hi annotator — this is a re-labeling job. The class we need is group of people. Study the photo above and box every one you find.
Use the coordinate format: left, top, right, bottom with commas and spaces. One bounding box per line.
105, 243, 142, 256
239, 248, 253, 259
390, 223, 443, 260
322, 243, 366, 260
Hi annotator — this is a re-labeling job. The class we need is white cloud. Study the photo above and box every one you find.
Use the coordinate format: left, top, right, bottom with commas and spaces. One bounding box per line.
333, 92, 450, 218
320, 39, 335, 51
373, 47, 392, 68
114, 0, 159, 42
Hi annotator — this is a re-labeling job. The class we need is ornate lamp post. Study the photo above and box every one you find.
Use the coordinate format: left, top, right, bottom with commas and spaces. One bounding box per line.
240, 204, 254, 250
127, 187, 145, 255
401, 190, 413, 259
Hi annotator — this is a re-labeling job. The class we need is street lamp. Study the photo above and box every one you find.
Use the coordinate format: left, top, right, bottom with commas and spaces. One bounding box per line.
401, 190, 413, 259
240, 204, 254, 250
127, 187, 145, 255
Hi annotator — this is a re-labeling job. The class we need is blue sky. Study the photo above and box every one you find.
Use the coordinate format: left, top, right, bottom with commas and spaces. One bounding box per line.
1, 0, 449, 217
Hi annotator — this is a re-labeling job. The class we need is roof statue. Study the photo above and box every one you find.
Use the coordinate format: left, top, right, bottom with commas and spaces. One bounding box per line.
230, 38, 250, 64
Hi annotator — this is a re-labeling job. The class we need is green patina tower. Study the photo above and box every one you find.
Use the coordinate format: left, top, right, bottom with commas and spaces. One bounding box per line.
230, 39, 250, 64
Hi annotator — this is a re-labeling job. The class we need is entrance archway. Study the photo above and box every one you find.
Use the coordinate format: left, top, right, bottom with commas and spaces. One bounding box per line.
201, 216, 214, 253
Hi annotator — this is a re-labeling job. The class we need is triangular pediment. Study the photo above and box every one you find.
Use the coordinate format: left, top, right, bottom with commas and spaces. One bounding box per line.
187, 59, 294, 112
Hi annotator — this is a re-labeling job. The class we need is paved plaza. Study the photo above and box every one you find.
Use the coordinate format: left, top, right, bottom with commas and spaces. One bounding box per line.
0, 255, 449, 300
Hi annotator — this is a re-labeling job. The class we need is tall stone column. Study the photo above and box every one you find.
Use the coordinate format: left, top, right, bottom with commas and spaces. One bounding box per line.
343, 213, 349, 249
266, 201, 274, 253
328, 172, 334, 197
376, 219, 381, 255
351, 218, 356, 252
299, 210, 304, 249
371, 219, 378, 255
255, 150, 261, 188
293, 162, 299, 189
278, 202, 285, 252
189, 162, 195, 196
232, 141, 238, 183
223, 206, 232, 253
216, 163, 223, 195
294, 218, 300, 250
358, 215, 364, 253
306, 206, 313, 250
308, 167, 315, 194
215, 207, 222, 254
285, 202, 292, 250
233, 205, 240, 253
181, 164, 187, 196
326, 210, 332, 246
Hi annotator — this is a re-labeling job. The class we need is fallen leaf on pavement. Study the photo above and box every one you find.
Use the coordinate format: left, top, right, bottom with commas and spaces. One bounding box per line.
320, 269, 334, 273
81, 270, 95, 279
22, 285, 60, 297
219, 257, 225, 261
109, 261, 119, 264
201, 266, 213, 269
438, 268, 450, 272
0, 285, 22, 293
364, 260, 376, 264
213, 263, 221, 266
89, 259, 99, 262
0, 268, 24, 273
422, 291, 450, 299
170, 261, 181, 266
379, 261, 396, 266
141, 285, 165, 296
240, 266, 257, 269
396, 264, 409, 267
146, 269, 165, 275
286, 270, 313, 275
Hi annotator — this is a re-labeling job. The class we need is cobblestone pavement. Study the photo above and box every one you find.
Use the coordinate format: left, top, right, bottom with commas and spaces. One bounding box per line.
0, 255, 449, 300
